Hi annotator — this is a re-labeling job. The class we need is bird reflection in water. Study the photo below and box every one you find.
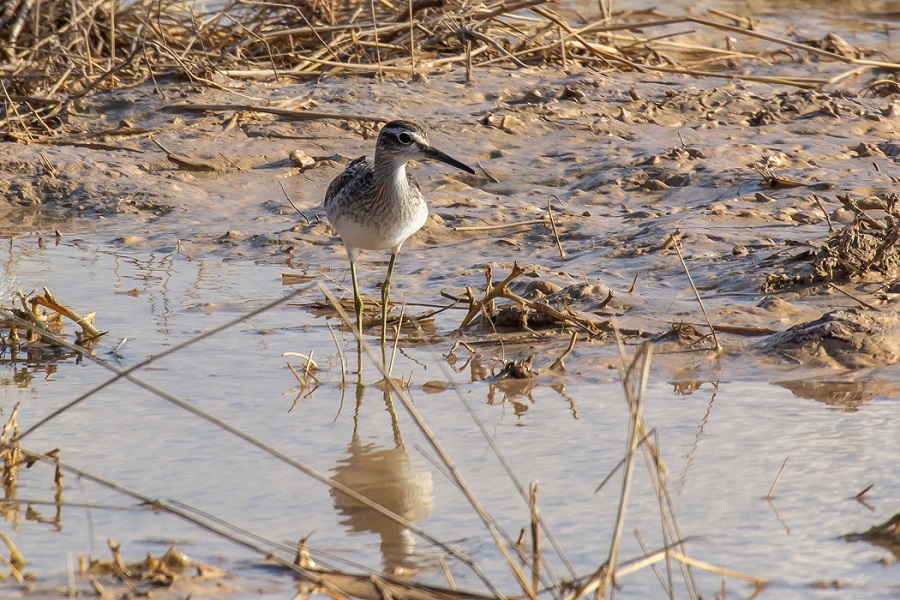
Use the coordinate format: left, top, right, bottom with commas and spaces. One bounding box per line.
330, 364, 434, 576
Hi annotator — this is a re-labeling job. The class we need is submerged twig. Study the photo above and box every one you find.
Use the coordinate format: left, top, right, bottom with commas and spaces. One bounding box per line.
672, 236, 721, 352
766, 456, 789, 500
547, 195, 566, 260
548, 332, 577, 370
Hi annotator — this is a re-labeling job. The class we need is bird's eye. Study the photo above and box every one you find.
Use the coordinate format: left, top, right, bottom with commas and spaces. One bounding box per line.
397, 132, 412, 144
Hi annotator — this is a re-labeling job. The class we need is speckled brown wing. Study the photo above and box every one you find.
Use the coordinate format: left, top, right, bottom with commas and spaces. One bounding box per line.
325, 156, 371, 208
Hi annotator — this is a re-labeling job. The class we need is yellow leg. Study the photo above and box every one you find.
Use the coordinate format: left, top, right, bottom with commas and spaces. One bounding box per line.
381, 252, 397, 357
349, 258, 364, 337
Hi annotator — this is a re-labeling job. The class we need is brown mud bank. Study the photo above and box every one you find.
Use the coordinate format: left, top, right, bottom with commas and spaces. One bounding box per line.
2, 65, 900, 375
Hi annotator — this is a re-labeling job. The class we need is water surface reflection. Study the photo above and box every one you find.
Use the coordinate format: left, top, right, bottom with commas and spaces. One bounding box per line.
331, 371, 434, 575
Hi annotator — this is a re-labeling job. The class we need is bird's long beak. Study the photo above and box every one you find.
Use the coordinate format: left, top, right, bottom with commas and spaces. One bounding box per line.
425, 146, 476, 174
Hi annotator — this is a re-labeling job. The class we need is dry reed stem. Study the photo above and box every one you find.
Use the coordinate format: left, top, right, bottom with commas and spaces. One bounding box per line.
326, 320, 349, 395
6, 1, 897, 135
165, 103, 382, 122
547, 195, 566, 261
386, 300, 407, 372
460, 28, 529, 68
593, 428, 656, 494
597, 536, 707, 583
453, 218, 549, 232
633, 529, 671, 595
150, 136, 221, 171
529, 481, 541, 596
369, 0, 384, 80
668, 552, 763, 585
611, 545, 670, 580
766, 456, 789, 500
672, 237, 721, 352
812, 195, 835, 233
439, 555, 456, 589
548, 331, 577, 370
0, 532, 26, 581
645, 429, 681, 597
598, 340, 652, 598
87, 575, 105, 595
828, 283, 879, 311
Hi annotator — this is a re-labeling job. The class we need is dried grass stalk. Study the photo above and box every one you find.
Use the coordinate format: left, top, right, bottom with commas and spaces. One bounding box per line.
2, 1, 897, 135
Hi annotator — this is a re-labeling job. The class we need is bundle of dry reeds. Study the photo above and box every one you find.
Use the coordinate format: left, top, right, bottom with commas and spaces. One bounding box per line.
2, 0, 898, 136
0, 0, 598, 94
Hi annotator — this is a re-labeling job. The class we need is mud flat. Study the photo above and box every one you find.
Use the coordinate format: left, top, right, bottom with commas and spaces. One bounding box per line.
3, 64, 900, 370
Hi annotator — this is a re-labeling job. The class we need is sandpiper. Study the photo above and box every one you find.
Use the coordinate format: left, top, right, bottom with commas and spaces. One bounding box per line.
325, 120, 475, 347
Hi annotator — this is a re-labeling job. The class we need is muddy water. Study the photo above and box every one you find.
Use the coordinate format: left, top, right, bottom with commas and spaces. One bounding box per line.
1, 231, 899, 598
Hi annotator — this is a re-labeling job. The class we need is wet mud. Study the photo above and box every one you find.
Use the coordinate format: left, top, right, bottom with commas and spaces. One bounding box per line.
2, 67, 899, 371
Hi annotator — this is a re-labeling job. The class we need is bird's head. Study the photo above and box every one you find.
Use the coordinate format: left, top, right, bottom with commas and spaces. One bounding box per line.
376, 120, 475, 174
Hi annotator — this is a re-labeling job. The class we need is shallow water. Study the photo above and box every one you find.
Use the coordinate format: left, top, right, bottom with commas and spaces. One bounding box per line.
0, 225, 898, 598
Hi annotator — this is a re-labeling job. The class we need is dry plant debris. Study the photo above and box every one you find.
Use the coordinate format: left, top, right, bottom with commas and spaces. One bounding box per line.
0, 287, 103, 356
0, 407, 27, 584
294, 556, 507, 600
459, 263, 614, 334
0, 404, 65, 582
81, 540, 226, 594
285, 351, 322, 410
3, 0, 899, 136
763, 193, 900, 292
0, 2, 896, 597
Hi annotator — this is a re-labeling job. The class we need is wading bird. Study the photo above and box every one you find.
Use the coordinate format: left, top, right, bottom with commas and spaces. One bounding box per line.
325, 120, 475, 348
